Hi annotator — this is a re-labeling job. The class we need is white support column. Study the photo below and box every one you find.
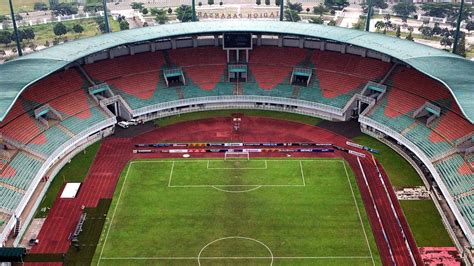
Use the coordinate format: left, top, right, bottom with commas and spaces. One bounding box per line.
109, 49, 115, 59
246, 50, 249, 63
340, 44, 346, 54
278, 35, 283, 47
257, 34, 262, 46
299, 37, 304, 49
192, 36, 198, 48
236, 49, 239, 62
150, 42, 156, 52
319, 41, 325, 51
129, 45, 135, 55
171, 38, 177, 49
214, 34, 219, 46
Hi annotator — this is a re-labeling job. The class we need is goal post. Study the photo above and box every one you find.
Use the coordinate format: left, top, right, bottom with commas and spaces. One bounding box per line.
224, 151, 250, 160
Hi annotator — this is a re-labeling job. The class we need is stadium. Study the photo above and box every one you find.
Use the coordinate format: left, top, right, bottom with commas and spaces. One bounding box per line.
0, 20, 472, 265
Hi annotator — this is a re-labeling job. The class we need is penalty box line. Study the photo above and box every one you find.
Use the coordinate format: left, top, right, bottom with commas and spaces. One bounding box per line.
170, 159, 308, 188
206, 160, 268, 170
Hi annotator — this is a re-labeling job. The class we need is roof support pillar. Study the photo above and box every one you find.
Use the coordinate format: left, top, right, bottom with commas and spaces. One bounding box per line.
299, 37, 304, 49
192, 36, 198, 47
278, 35, 283, 47
452, 0, 465, 55
109, 49, 115, 59
171, 38, 177, 49
150, 42, 156, 52
8, 0, 22, 57
340, 44, 346, 54
129, 45, 135, 55
319, 41, 325, 51
214, 35, 219, 46
256, 34, 262, 46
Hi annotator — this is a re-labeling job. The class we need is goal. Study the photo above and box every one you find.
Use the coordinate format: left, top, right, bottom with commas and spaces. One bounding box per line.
224, 151, 250, 160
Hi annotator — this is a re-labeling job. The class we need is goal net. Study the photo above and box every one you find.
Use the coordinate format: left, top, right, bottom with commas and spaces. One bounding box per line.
224, 151, 250, 160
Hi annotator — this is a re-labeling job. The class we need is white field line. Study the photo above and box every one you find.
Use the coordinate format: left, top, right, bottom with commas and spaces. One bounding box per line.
132, 159, 343, 163
97, 162, 134, 266
167, 161, 175, 187
299, 160, 306, 186
206, 159, 268, 170
341, 161, 375, 266
170, 184, 306, 187
101, 256, 373, 260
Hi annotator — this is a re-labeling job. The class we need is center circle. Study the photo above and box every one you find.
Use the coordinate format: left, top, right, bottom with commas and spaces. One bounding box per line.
197, 236, 274, 265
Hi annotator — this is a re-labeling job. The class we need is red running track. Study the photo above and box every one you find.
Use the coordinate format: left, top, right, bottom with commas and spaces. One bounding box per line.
29, 117, 422, 265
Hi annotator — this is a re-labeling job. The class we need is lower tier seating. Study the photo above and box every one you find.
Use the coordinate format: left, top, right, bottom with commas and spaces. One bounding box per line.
367, 101, 453, 159
0, 187, 24, 211
455, 195, 474, 229
61, 107, 109, 134
435, 155, 473, 197
0, 152, 42, 191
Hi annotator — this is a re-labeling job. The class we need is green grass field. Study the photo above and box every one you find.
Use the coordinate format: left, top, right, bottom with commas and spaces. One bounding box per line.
93, 158, 381, 265
154, 109, 321, 128
400, 200, 453, 247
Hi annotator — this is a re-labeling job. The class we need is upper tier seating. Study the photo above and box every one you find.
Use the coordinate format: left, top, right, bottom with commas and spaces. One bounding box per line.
429, 104, 474, 142
21, 69, 85, 110
168, 47, 227, 90
84, 52, 165, 81
248, 47, 307, 90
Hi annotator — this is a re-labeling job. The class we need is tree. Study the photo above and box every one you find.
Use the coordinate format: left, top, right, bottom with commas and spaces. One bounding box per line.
0, 30, 12, 45
440, 35, 453, 48
73, 24, 84, 35
0, 15, 8, 23
175, 5, 194, 22
51, 2, 78, 16
119, 20, 129, 30
313, 4, 327, 16
287, 1, 303, 12
153, 8, 168, 24
168, 7, 173, 14
328, 19, 336, 26
130, 2, 145, 11
219, 1, 223, 5
284, 9, 301, 22
395, 25, 401, 38
466, 21, 474, 33
256, 0, 261, 5
432, 22, 442, 36
275, 0, 281, 6
198, 1, 202, 6
352, 16, 366, 30
324, 0, 348, 10
306, 7, 310, 12
95, 17, 107, 33
418, 21, 433, 38
23, 28, 35, 42
375, 20, 385, 31
406, 27, 414, 41
84, 3, 103, 12
265, 0, 270, 5
53, 22, 68, 37
309, 16, 324, 24
34, 2, 48, 11
392, 1, 416, 18
142, 8, 149, 15
208, 0, 214, 6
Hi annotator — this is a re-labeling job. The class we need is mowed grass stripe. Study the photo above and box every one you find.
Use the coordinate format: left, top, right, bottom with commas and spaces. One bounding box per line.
94, 159, 382, 265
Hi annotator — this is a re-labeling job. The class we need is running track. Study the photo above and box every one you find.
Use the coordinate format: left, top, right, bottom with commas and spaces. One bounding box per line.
29, 117, 422, 265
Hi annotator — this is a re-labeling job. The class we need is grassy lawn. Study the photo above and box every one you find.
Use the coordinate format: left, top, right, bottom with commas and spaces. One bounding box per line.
352, 134, 423, 188
0, 0, 75, 15
0, 17, 120, 50
93, 158, 381, 265
155, 109, 322, 128
34, 141, 101, 218
400, 200, 453, 247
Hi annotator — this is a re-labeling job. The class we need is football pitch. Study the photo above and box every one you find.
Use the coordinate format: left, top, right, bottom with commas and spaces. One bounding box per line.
93, 158, 382, 265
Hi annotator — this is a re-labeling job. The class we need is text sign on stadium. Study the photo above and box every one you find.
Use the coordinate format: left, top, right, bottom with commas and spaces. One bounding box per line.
223, 33, 252, 49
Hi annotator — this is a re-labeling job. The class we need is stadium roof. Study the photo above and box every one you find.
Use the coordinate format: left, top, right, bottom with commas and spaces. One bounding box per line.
0, 20, 473, 122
